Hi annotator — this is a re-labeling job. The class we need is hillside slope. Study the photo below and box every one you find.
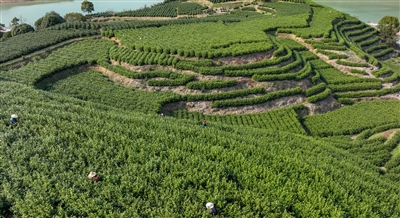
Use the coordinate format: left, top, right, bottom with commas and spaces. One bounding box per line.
1, 0, 400, 217
1, 81, 400, 217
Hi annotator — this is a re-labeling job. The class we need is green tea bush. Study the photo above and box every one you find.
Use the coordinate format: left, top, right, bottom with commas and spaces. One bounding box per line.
186, 79, 237, 90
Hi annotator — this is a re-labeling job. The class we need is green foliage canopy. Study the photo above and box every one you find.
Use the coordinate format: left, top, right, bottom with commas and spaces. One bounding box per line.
35, 11, 66, 30
11, 23, 34, 37
10, 17, 19, 27
378, 16, 400, 46
81, 0, 95, 14
64, 12, 87, 22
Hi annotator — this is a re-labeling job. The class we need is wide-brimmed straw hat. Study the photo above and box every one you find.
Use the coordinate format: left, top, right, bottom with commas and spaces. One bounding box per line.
206, 202, 214, 209
11, 114, 18, 118
88, 172, 97, 179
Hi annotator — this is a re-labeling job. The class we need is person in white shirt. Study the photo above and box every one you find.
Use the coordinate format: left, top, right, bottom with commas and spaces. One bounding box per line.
205, 202, 217, 215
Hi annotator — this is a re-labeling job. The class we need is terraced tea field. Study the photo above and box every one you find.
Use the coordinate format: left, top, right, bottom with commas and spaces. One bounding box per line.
1, 0, 400, 216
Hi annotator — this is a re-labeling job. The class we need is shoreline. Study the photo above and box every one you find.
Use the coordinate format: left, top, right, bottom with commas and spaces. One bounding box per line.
0, 0, 65, 2
0, 0, 32, 2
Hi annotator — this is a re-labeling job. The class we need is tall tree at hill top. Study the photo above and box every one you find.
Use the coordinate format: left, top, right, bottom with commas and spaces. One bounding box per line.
10, 17, 19, 27
81, 0, 95, 14
378, 16, 400, 47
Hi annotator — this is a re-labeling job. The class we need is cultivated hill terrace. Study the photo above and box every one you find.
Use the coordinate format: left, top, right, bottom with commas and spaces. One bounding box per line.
0, 0, 400, 216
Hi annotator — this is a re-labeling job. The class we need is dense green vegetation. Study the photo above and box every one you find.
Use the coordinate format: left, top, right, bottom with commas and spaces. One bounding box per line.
185, 87, 266, 102
2, 79, 400, 217
336, 18, 395, 60
336, 59, 369, 67
186, 79, 237, 90
173, 107, 306, 134
47, 70, 180, 114
88, 1, 207, 18
279, 6, 343, 38
2, 39, 113, 85
114, 21, 273, 59
0, 30, 99, 64
303, 101, 400, 136
211, 87, 303, 108
316, 49, 348, 60
261, 2, 310, 17
1, 0, 400, 216
317, 68, 380, 85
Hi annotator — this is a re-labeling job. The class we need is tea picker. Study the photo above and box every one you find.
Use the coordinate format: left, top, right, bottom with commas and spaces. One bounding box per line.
205, 202, 217, 215
9, 114, 18, 127
202, 119, 207, 127
88, 171, 99, 182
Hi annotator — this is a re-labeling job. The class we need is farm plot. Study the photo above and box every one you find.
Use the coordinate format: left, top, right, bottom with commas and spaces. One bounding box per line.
114, 22, 273, 59
0, 30, 99, 64
173, 107, 306, 134
303, 100, 400, 137
1, 39, 114, 85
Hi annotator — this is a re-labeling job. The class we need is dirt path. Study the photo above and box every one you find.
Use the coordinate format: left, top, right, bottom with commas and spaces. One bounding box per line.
353, 93, 400, 101
376, 129, 400, 141
365, 128, 400, 172
352, 128, 400, 141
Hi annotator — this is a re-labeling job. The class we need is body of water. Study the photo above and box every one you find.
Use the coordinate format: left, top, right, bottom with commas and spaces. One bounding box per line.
313, 0, 400, 23
0, 0, 163, 26
1, 0, 399, 28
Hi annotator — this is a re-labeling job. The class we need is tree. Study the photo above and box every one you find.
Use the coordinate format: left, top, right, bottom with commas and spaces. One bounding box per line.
81, 0, 95, 14
11, 23, 34, 36
64, 12, 87, 22
10, 17, 19, 27
35, 11, 66, 30
378, 16, 400, 46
